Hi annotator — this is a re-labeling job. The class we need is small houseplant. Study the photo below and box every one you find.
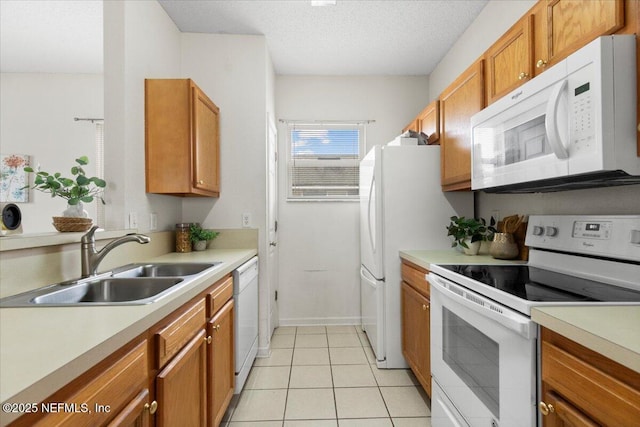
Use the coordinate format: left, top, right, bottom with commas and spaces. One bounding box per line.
23, 156, 106, 231
189, 224, 219, 251
446, 216, 490, 255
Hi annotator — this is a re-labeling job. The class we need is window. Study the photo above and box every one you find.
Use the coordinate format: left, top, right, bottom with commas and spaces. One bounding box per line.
286, 122, 365, 200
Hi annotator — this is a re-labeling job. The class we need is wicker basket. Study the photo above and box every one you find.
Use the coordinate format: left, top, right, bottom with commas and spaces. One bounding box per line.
52, 216, 93, 232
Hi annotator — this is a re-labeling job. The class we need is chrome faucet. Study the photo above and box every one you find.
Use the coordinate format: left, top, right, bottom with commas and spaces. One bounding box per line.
81, 226, 151, 277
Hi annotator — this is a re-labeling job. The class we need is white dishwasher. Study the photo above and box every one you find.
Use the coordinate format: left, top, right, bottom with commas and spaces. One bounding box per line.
232, 256, 259, 394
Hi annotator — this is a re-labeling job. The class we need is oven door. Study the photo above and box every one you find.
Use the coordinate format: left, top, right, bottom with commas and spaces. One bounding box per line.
429, 273, 537, 427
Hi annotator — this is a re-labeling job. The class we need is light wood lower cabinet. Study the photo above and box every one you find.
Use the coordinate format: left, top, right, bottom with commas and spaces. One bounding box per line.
400, 260, 431, 397
208, 300, 235, 427
155, 330, 208, 427
10, 340, 151, 427
9, 275, 236, 427
539, 327, 640, 426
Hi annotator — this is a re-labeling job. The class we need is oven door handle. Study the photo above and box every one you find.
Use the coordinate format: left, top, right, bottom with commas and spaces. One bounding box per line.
428, 273, 535, 340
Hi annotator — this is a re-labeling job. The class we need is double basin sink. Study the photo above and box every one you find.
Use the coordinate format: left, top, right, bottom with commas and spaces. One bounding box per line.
0, 262, 222, 307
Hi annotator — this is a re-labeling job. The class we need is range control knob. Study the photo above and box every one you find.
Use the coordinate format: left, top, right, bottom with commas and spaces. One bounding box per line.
532, 226, 544, 236
545, 226, 559, 237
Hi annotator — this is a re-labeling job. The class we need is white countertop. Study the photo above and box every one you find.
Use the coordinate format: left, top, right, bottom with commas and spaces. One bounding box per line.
399, 249, 525, 270
532, 305, 640, 373
0, 248, 256, 424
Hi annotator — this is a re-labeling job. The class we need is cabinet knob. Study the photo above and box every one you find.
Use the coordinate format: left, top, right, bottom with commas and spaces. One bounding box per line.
198, 180, 205, 185
536, 59, 548, 68
422, 304, 429, 311
215, 324, 221, 331
518, 72, 529, 80
205, 335, 212, 344
144, 400, 158, 415
538, 401, 555, 416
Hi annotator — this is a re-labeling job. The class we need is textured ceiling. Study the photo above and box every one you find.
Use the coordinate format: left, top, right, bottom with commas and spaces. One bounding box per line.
0, 0, 103, 73
159, 0, 489, 75
1, 0, 489, 76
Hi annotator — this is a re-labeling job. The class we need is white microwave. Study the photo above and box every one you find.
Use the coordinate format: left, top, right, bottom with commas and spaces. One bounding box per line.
471, 35, 639, 193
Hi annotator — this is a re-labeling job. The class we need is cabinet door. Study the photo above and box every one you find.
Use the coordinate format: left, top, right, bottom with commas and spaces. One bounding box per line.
208, 300, 235, 427
439, 59, 484, 191
401, 282, 430, 397
540, 328, 640, 426
540, 389, 598, 427
192, 84, 220, 196
106, 389, 152, 427
156, 330, 207, 427
402, 119, 419, 133
485, 15, 533, 104
546, 0, 624, 67
417, 100, 440, 144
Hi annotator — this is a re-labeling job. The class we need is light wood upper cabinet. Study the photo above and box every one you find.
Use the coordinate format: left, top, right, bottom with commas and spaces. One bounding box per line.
145, 79, 220, 197
485, 15, 533, 104
532, 0, 625, 75
418, 100, 440, 144
402, 100, 440, 144
439, 59, 485, 191
539, 328, 640, 426
402, 118, 419, 134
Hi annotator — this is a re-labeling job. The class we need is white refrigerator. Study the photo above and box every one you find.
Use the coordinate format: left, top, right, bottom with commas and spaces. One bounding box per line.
359, 143, 473, 368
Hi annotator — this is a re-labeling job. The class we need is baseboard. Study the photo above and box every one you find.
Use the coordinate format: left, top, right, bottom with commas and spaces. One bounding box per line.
278, 316, 362, 327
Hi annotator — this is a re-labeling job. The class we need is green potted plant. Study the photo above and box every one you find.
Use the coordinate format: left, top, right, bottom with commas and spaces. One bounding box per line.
479, 217, 498, 254
446, 216, 488, 255
189, 224, 219, 251
23, 156, 106, 231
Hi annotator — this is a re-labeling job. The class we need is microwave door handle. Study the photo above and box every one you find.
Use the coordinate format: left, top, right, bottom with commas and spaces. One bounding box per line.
545, 79, 570, 159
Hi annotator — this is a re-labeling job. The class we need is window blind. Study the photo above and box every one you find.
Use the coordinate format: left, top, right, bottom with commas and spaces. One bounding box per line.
287, 123, 365, 200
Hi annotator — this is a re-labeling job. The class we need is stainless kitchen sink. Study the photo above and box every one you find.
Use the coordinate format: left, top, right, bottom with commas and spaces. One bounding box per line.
0, 261, 224, 307
113, 262, 221, 278
31, 277, 183, 305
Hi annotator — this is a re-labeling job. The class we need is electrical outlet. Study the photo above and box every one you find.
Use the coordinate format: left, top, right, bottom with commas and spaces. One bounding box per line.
149, 213, 158, 231
129, 212, 138, 229
242, 212, 251, 228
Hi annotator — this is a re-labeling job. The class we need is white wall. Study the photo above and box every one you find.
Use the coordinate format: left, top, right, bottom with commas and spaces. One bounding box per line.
103, 0, 182, 233
429, 0, 640, 219
180, 33, 272, 351
0, 73, 103, 233
275, 75, 429, 325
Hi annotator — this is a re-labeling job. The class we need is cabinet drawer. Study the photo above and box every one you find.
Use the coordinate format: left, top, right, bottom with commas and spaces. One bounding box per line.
541, 340, 640, 425
32, 340, 148, 427
156, 299, 206, 368
401, 261, 430, 297
207, 275, 233, 317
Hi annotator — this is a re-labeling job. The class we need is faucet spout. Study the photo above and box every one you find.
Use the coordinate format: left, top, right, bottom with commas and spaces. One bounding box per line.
81, 226, 151, 277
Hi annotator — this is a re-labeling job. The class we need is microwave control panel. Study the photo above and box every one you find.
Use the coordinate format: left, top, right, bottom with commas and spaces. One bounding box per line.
571, 80, 594, 150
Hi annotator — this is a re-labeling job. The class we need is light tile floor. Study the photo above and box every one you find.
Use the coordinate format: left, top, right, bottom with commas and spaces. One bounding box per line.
221, 325, 431, 427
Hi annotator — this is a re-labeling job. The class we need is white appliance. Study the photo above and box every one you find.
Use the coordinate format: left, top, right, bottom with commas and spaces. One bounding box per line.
471, 35, 638, 193
428, 215, 640, 427
232, 256, 259, 394
359, 143, 473, 368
